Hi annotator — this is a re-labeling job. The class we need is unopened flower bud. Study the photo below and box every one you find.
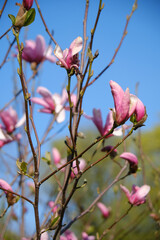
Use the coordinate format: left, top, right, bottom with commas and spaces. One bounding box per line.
23, 0, 33, 10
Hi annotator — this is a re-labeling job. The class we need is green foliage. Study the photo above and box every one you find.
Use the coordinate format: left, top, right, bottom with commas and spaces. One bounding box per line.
24, 8, 36, 27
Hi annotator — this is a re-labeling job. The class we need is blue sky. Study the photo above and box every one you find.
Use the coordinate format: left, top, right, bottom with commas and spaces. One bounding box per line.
0, 0, 160, 236
0, 0, 160, 137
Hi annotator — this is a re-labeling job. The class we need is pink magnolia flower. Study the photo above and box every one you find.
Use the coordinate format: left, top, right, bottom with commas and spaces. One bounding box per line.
82, 232, 95, 240
0, 107, 25, 147
120, 184, 150, 206
54, 37, 83, 70
48, 201, 58, 213
120, 152, 138, 173
85, 109, 122, 137
23, 0, 33, 10
70, 158, 86, 178
109, 80, 146, 125
60, 230, 78, 240
41, 231, 49, 240
52, 147, 86, 177
22, 35, 56, 64
0, 179, 16, 206
97, 202, 111, 219
0, 179, 13, 195
31, 86, 65, 123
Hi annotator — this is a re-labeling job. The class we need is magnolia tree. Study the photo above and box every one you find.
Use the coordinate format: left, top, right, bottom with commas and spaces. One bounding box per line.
0, 0, 156, 239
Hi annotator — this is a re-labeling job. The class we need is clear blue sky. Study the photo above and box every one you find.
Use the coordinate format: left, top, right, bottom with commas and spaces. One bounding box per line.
0, 0, 160, 136
0, 0, 160, 236
1, 0, 160, 181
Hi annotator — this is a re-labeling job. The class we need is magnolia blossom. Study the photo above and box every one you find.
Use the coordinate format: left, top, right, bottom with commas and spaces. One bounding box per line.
82, 232, 95, 240
31, 87, 76, 123
21, 35, 56, 64
0, 179, 13, 194
120, 184, 150, 206
70, 158, 86, 178
40, 231, 49, 240
85, 109, 122, 137
0, 179, 16, 206
60, 230, 78, 240
52, 147, 86, 177
120, 152, 138, 173
109, 80, 146, 125
31, 87, 65, 123
97, 202, 111, 219
0, 107, 25, 147
54, 37, 83, 70
23, 0, 33, 10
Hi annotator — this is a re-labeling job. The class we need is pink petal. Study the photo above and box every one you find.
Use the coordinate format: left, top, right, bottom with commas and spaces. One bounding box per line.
109, 80, 125, 112
35, 35, 46, 63
54, 45, 68, 69
135, 98, 146, 122
103, 111, 114, 135
116, 88, 130, 124
120, 152, 138, 165
0, 179, 13, 194
52, 148, 61, 164
31, 97, 51, 109
129, 94, 138, 117
131, 185, 150, 205
69, 37, 83, 56
92, 109, 103, 135
97, 202, 110, 219
40, 231, 49, 240
120, 184, 131, 201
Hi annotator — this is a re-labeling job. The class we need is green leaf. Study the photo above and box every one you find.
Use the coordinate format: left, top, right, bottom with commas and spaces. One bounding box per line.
21, 162, 27, 174
50, 216, 59, 228
24, 8, 36, 26
8, 14, 15, 25
16, 159, 21, 170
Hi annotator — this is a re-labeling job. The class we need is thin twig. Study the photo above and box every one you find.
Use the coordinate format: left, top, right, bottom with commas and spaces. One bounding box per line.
34, 0, 58, 46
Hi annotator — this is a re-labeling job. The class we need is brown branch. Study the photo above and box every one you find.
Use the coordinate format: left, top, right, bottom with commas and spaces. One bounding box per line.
0, 37, 16, 69
80, 0, 89, 72
99, 205, 133, 240
0, 187, 34, 205
61, 161, 128, 234
35, 0, 58, 46
0, 0, 8, 18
